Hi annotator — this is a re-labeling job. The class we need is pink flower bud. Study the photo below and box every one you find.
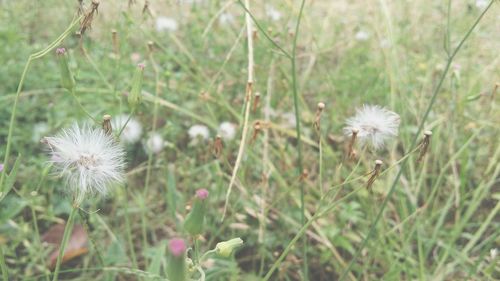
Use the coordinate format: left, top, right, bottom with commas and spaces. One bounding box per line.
196, 188, 209, 200
168, 238, 186, 257
137, 62, 146, 70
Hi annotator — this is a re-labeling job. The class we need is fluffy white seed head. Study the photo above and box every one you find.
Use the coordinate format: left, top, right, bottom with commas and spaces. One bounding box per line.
44, 124, 126, 204
188, 124, 210, 140
144, 133, 165, 154
155, 16, 178, 32
218, 122, 237, 141
343, 105, 400, 150
112, 114, 143, 144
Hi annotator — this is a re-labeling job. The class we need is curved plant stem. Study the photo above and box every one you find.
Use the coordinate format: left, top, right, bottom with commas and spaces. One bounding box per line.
0, 16, 82, 191
69, 88, 97, 123
52, 205, 78, 281
338, 2, 494, 280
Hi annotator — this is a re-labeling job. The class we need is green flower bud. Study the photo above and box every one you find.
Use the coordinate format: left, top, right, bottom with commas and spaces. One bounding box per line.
56, 48, 75, 92
128, 63, 145, 108
215, 238, 243, 257
183, 189, 208, 236
166, 238, 187, 281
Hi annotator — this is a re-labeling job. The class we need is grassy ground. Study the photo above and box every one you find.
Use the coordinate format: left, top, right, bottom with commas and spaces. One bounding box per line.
0, 0, 499, 280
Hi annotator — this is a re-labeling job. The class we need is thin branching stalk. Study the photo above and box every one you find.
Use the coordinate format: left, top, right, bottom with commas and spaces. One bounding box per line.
221, 0, 254, 221
338, 2, 494, 280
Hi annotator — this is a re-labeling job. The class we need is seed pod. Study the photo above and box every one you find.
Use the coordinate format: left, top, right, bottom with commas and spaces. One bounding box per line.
56, 48, 75, 92
366, 160, 383, 191
166, 238, 187, 281
417, 130, 432, 162
347, 128, 359, 159
215, 238, 244, 257
102, 115, 112, 135
128, 63, 145, 109
183, 189, 209, 236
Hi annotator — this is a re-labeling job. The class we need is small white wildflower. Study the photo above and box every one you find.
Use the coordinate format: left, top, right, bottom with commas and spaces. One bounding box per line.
219, 12, 235, 25
218, 122, 237, 141
343, 105, 400, 150
155, 16, 178, 32
144, 133, 165, 154
188, 124, 210, 140
32, 122, 50, 143
265, 5, 282, 21
475, 0, 488, 9
355, 30, 370, 41
112, 114, 143, 144
44, 124, 126, 204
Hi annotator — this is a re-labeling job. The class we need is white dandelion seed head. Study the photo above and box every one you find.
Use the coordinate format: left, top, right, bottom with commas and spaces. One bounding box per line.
355, 30, 370, 41
155, 16, 178, 32
475, 0, 488, 9
343, 105, 400, 150
188, 124, 210, 140
265, 5, 282, 21
218, 122, 237, 141
44, 124, 126, 204
144, 133, 165, 154
112, 114, 143, 144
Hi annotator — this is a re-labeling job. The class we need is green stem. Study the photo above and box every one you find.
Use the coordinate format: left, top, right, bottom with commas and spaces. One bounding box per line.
0, 16, 82, 190
338, 2, 494, 280
70, 88, 97, 123
263, 186, 364, 281
290, 0, 307, 279
52, 205, 78, 281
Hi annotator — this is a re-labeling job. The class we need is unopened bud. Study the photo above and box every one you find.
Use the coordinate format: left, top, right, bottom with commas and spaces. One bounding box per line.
183, 188, 209, 236
56, 47, 75, 92
215, 237, 243, 257
166, 238, 187, 281
128, 63, 145, 108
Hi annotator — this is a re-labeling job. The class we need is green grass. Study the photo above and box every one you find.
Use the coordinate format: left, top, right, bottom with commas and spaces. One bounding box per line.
0, 0, 499, 280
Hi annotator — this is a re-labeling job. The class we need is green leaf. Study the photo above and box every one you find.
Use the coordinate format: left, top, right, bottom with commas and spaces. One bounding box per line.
146, 241, 167, 279
0, 155, 21, 203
